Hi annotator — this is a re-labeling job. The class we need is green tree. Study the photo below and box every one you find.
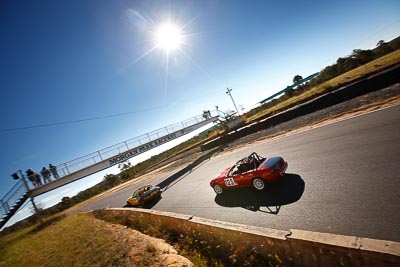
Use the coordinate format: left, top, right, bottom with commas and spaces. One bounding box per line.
376, 40, 385, 47
352, 49, 374, 63
61, 196, 72, 209
293, 75, 303, 84
285, 89, 295, 98
118, 161, 132, 172
374, 40, 394, 57
103, 174, 120, 187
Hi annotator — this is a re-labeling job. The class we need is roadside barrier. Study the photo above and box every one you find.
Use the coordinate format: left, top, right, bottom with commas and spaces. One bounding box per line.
91, 208, 400, 267
201, 64, 400, 151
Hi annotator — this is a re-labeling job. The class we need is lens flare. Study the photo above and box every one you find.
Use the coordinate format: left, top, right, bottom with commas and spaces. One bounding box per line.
155, 23, 183, 52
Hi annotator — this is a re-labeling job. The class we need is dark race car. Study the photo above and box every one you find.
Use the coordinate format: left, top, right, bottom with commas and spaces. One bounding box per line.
210, 152, 288, 194
126, 185, 161, 207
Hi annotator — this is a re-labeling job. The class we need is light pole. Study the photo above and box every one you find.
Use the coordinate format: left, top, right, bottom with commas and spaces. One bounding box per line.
226, 87, 240, 115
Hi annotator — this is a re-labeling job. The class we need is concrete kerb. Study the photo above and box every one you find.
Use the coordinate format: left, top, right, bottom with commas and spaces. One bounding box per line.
287, 230, 400, 267
90, 208, 400, 267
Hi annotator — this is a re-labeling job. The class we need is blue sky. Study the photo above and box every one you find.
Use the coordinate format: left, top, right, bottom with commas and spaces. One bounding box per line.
1, 0, 399, 223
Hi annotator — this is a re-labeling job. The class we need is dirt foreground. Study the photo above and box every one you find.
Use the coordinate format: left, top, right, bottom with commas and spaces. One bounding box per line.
101, 218, 193, 266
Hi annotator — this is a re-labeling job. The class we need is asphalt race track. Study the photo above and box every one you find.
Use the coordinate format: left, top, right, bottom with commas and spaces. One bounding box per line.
75, 104, 400, 242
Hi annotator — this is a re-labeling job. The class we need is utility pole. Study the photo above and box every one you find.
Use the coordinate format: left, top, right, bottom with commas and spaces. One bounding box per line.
226, 87, 240, 115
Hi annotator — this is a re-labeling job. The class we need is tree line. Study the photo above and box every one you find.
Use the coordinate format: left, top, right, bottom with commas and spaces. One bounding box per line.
245, 37, 400, 119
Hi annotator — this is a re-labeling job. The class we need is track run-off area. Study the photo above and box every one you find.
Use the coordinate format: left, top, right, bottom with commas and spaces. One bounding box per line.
74, 104, 400, 242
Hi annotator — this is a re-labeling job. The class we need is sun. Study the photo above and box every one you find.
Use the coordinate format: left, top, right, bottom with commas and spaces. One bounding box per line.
154, 23, 183, 52
125, 14, 205, 94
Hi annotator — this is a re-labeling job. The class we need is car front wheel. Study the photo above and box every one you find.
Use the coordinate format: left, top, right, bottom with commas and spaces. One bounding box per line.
214, 184, 223, 194
253, 178, 265, 190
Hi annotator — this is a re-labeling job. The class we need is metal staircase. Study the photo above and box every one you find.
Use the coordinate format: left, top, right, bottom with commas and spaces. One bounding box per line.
0, 180, 29, 229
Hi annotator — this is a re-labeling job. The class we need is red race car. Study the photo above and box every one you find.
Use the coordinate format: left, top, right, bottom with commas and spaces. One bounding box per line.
210, 152, 288, 194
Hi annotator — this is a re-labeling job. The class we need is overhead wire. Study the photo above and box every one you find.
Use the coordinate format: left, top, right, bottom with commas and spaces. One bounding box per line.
1, 105, 166, 132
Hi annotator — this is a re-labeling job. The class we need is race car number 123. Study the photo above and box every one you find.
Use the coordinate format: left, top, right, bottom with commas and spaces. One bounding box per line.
224, 178, 237, 187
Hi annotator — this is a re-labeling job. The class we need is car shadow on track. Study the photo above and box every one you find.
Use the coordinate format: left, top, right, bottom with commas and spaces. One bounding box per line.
141, 196, 162, 209
157, 144, 227, 191
214, 173, 304, 215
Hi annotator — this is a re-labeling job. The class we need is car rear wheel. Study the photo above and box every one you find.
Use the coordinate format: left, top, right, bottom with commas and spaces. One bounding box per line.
214, 184, 223, 194
253, 178, 265, 190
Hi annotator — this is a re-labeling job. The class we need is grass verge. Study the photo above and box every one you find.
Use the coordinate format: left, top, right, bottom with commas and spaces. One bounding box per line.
0, 214, 142, 267
247, 49, 400, 122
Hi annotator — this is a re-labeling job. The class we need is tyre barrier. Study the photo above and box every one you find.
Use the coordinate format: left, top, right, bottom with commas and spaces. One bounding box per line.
201, 64, 400, 151
91, 208, 400, 267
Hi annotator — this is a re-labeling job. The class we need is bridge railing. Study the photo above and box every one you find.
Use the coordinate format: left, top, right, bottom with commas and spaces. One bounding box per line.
0, 179, 26, 218
1, 110, 221, 224
51, 111, 219, 181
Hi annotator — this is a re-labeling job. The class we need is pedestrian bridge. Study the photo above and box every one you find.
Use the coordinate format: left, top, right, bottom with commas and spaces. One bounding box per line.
1, 111, 219, 228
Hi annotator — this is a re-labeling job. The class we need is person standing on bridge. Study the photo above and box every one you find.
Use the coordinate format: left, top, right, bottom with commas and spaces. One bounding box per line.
40, 167, 52, 183
34, 172, 42, 186
26, 169, 42, 187
26, 169, 37, 187
49, 164, 60, 179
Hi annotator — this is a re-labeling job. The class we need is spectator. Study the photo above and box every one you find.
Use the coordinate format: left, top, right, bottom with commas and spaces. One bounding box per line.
34, 172, 42, 186
26, 169, 37, 187
26, 169, 42, 187
40, 167, 52, 183
49, 164, 60, 179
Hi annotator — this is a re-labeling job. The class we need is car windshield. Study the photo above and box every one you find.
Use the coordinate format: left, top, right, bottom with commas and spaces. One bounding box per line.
132, 185, 153, 198
229, 158, 250, 176
229, 165, 240, 176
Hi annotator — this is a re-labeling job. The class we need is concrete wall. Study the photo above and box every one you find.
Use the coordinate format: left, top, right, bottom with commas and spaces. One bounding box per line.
227, 116, 245, 130
91, 208, 400, 267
